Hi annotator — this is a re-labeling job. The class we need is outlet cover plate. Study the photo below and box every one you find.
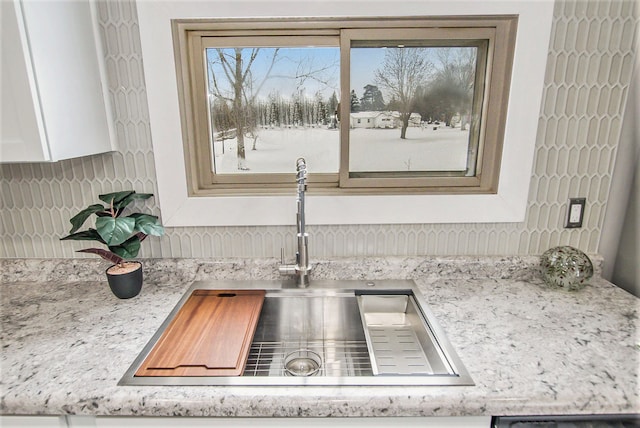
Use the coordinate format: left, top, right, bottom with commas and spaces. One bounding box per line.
565, 197, 586, 228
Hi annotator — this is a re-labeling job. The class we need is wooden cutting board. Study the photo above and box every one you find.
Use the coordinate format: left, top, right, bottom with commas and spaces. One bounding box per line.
135, 289, 265, 377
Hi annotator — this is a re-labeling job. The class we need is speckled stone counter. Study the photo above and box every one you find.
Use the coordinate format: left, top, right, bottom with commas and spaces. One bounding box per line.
1, 257, 638, 417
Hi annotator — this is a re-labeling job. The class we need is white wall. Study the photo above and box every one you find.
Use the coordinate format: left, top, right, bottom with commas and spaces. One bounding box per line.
600, 45, 640, 296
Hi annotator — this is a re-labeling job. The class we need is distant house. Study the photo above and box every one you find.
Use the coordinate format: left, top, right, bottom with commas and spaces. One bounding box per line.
349, 111, 397, 129
390, 111, 422, 127
350, 111, 379, 129
375, 112, 396, 129
408, 113, 422, 127
349, 111, 422, 129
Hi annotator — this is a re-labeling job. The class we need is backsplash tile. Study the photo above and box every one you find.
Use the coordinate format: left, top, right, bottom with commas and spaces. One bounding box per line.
1, 0, 638, 260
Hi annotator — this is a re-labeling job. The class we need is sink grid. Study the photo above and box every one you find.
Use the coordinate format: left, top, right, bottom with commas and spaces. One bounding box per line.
244, 339, 373, 377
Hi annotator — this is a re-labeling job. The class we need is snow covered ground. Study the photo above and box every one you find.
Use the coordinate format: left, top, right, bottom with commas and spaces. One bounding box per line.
351, 126, 470, 172
213, 126, 470, 174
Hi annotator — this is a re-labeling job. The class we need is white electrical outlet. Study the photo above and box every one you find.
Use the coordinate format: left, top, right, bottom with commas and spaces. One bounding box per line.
565, 198, 586, 228
569, 204, 582, 223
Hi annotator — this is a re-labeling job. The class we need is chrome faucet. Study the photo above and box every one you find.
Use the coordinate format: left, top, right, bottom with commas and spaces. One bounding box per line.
279, 157, 311, 287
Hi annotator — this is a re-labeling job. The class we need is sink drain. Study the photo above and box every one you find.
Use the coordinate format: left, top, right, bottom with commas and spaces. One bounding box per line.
284, 349, 322, 376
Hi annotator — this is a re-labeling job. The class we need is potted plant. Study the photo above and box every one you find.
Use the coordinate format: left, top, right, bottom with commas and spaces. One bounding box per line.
61, 190, 164, 299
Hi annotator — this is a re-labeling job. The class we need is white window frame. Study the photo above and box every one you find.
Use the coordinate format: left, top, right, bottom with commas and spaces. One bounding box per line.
137, 1, 554, 227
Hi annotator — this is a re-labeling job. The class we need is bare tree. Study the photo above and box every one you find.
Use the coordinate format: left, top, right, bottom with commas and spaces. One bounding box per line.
374, 48, 433, 139
433, 48, 476, 130
209, 48, 279, 170
208, 47, 338, 169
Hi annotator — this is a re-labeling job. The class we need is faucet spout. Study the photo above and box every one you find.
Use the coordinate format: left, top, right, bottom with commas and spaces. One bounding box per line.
279, 158, 312, 287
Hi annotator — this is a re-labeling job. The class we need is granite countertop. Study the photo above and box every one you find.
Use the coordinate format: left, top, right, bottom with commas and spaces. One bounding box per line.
1, 257, 638, 418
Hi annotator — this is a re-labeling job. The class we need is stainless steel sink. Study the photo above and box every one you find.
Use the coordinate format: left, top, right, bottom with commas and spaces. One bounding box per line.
246, 290, 374, 378
119, 280, 474, 386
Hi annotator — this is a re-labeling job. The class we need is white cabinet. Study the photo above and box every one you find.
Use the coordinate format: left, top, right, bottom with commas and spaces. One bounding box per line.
80, 416, 492, 427
0, 0, 116, 163
0, 416, 67, 427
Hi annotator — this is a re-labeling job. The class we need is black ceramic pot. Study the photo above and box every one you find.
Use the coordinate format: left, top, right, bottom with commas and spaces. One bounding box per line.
106, 261, 143, 299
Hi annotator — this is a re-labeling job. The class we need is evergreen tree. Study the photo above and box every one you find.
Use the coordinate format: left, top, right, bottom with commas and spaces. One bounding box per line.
211, 98, 233, 154
350, 89, 361, 112
360, 84, 385, 111
318, 99, 327, 125
328, 91, 339, 116
267, 92, 280, 126
315, 91, 327, 125
293, 95, 303, 126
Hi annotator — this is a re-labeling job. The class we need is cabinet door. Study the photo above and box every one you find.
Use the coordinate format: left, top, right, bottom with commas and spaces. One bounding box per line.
0, 0, 48, 162
0, 416, 67, 427
0, 0, 115, 163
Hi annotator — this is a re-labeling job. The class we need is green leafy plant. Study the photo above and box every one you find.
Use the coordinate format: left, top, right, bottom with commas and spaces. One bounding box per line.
61, 190, 164, 266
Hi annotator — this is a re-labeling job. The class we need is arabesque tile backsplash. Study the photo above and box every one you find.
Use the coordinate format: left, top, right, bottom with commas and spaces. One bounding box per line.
1, 0, 638, 260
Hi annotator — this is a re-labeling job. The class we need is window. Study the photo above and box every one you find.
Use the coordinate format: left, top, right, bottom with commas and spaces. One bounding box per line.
173, 16, 517, 196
